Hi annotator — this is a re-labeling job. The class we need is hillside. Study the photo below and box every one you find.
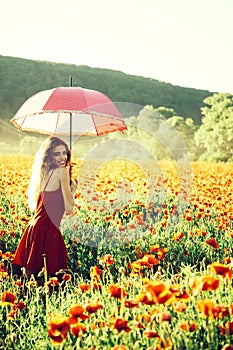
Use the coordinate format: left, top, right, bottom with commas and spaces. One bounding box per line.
0, 55, 213, 124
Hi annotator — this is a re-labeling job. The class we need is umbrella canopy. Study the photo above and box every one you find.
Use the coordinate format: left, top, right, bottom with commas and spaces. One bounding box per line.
11, 87, 127, 147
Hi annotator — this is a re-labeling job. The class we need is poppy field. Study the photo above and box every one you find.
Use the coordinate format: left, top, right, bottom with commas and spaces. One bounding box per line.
0, 155, 233, 350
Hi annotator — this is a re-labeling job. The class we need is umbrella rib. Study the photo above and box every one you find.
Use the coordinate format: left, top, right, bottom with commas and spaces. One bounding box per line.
16, 115, 28, 131
53, 112, 60, 135
91, 114, 99, 136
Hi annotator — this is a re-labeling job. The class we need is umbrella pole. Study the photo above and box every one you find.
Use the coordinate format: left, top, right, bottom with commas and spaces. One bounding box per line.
69, 75, 73, 150
69, 112, 72, 150
69, 112, 72, 182
69, 75, 73, 87
68, 73, 73, 179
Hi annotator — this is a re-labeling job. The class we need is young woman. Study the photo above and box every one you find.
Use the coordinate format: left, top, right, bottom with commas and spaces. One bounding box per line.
13, 136, 78, 278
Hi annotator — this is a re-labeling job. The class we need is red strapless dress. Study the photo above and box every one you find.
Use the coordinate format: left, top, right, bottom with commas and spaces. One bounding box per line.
13, 188, 68, 275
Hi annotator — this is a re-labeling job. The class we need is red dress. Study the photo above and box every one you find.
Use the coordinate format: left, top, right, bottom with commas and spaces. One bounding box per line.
13, 176, 68, 275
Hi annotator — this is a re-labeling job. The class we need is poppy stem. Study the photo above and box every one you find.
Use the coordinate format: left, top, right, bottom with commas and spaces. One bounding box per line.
43, 254, 49, 320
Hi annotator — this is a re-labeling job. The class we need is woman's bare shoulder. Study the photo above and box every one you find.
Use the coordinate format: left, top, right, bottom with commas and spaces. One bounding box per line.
54, 167, 69, 179
53, 167, 68, 174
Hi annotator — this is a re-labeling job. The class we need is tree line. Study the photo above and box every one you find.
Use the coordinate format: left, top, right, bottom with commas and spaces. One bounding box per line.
0, 55, 211, 124
1, 56, 233, 162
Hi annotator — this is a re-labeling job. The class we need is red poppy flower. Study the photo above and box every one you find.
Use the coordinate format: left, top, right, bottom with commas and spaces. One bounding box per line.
206, 238, 219, 249
70, 322, 86, 337
48, 277, 60, 286
138, 280, 175, 305
221, 345, 233, 350
93, 282, 102, 290
15, 301, 26, 310
90, 266, 103, 280
124, 299, 139, 308
99, 254, 115, 265
169, 285, 189, 301
173, 232, 185, 242
184, 211, 192, 221
1, 291, 16, 305
140, 254, 159, 267
161, 313, 172, 322
213, 305, 230, 319
190, 275, 220, 293
68, 305, 89, 323
48, 314, 70, 345
149, 245, 168, 260
79, 283, 91, 292
197, 299, 216, 321
62, 273, 72, 282
144, 330, 160, 338
85, 301, 103, 314
219, 322, 233, 336
137, 292, 155, 305
6, 309, 18, 321
180, 320, 198, 332
128, 222, 137, 229
209, 262, 232, 279
108, 284, 127, 300
174, 302, 187, 312
111, 317, 131, 332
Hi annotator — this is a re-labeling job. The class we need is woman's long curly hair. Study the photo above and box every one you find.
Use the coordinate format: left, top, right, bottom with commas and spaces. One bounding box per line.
28, 137, 71, 211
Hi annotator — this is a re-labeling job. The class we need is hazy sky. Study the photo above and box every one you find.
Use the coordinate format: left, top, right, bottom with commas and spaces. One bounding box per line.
1, 0, 233, 94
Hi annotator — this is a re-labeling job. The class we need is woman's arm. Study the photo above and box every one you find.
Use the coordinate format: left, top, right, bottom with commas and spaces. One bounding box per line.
60, 167, 76, 213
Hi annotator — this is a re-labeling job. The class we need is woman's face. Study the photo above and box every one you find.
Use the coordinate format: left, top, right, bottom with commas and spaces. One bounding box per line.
52, 145, 68, 168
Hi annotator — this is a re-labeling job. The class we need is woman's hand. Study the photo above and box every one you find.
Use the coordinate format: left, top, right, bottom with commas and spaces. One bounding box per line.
70, 179, 78, 193
65, 210, 75, 216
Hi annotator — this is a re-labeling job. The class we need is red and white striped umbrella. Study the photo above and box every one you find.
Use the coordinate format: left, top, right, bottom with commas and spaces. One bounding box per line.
11, 86, 127, 147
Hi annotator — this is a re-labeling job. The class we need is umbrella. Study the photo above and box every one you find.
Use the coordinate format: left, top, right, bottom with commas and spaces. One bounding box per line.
10, 86, 127, 149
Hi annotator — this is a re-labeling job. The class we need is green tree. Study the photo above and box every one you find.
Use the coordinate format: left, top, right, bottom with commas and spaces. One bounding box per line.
123, 106, 190, 160
19, 136, 44, 154
154, 106, 177, 119
195, 93, 233, 162
167, 116, 198, 160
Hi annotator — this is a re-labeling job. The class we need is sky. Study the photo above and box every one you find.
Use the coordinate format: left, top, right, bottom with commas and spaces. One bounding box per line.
1, 0, 233, 94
